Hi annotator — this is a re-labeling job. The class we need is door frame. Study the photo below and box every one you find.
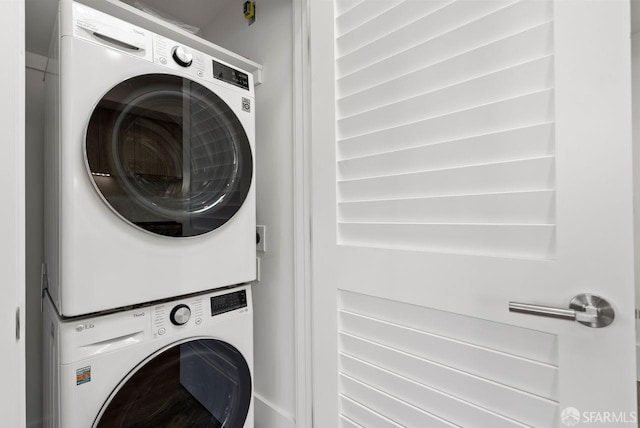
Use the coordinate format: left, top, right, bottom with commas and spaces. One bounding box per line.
0, 0, 26, 426
292, 0, 313, 427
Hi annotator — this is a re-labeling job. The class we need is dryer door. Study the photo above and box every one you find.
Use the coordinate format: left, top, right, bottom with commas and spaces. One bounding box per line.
85, 74, 253, 237
94, 339, 252, 428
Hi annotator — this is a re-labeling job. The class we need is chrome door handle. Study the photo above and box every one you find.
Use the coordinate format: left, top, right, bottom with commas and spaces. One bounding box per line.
509, 293, 614, 328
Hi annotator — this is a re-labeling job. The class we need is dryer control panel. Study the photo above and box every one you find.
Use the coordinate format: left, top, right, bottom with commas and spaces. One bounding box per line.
153, 34, 254, 93
212, 60, 250, 90
70, 2, 254, 94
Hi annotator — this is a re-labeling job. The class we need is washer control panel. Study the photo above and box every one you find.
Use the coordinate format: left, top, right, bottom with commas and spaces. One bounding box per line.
211, 290, 248, 316
151, 287, 250, 339
152, 298, 204, 339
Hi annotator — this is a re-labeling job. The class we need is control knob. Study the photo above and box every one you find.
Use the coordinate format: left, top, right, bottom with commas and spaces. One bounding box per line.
170, 304, 191, 326
171, 46, 193, 67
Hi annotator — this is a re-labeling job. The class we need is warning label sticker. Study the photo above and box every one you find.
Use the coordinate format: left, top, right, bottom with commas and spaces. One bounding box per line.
76, 366, 91, 385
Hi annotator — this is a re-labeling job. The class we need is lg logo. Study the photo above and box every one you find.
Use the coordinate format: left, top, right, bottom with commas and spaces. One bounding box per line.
75, 323, 95, 332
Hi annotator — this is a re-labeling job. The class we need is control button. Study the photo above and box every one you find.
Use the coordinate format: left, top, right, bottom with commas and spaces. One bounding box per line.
170, 304, 191, 326
195, 318, 202, 325
158, 327, 166, 335
197, 70, 204, 78
159, 57, 167, 64
171, 46, 193, 67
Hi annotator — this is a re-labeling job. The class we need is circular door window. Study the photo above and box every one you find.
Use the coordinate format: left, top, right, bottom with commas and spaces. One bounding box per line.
86, 74, 253, 237
94, 339, 252, 428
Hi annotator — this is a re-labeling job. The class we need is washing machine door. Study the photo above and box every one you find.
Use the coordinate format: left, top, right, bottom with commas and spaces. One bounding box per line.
85, 74, 253, 237
94, 338, 252, 428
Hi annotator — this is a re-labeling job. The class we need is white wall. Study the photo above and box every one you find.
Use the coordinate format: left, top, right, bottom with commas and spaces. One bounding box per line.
25, 62, 45, 428
201, 2, 297, 427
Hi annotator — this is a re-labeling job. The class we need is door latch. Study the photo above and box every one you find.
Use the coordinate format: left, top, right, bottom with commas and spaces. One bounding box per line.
509, 293, 615, 328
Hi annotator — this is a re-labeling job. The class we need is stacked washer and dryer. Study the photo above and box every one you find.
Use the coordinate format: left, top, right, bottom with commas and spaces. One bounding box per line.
42, 2, 257, 427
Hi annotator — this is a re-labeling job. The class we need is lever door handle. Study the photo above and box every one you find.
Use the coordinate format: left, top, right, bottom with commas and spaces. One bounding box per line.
509, 293, 614, 328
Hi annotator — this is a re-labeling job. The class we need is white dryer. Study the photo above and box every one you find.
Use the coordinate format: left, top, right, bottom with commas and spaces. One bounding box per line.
43, 285, 254, 427
45, 1, 256, 316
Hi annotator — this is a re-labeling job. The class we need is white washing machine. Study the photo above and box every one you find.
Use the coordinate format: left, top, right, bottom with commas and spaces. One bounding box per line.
44, 1, 256, 316
43, 284, 254, 427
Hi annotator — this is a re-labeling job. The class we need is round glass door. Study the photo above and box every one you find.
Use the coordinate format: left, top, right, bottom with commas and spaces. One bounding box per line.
94, 339, 252, 428
86, 74, 253, 237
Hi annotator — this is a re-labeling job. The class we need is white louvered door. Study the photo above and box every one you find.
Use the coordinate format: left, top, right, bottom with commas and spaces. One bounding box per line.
310, 1, 636, 427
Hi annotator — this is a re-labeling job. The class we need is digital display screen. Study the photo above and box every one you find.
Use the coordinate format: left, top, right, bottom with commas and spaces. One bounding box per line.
212, 60, 249, 90
211, 290, 247, 316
